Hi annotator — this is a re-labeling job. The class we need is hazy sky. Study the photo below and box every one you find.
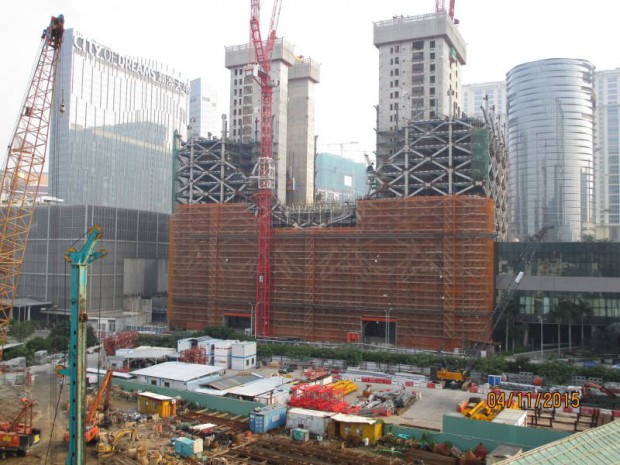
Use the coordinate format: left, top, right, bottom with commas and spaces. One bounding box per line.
1, 0, 618, 163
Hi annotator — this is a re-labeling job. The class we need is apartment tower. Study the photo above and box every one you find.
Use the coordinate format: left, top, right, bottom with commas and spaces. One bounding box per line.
224, 39, 320, 205
373, 11, 466, 158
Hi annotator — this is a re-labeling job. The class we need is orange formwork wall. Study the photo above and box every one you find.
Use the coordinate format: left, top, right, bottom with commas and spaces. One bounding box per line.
168, 196, 495, 350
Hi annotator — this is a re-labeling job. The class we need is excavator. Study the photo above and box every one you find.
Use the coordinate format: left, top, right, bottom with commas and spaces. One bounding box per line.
64, 369, 113, 444
96, 428, 139, 455
0, 398, 41, 456
581, 382, 620, 409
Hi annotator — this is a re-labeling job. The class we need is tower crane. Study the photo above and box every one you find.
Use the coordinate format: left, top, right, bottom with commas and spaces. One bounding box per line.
318, 141, 359, 157
249, 0, 282, 337
435, 0, 458, 23
0, 14, 65, 361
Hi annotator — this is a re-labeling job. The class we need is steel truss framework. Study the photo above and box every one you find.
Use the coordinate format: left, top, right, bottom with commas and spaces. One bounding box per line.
371, 113, 508, 240
168, 196, 494, 351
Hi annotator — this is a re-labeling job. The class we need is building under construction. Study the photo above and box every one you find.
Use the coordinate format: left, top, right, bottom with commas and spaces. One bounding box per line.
169, 109, 506, 350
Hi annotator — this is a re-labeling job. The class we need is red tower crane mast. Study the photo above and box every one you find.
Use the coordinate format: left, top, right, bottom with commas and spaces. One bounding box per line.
249, 0, 282, 337
435, 0, 457, 22
0, 15, 65, 360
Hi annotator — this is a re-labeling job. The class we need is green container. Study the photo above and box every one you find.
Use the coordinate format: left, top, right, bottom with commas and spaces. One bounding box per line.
292, 428, 309, 441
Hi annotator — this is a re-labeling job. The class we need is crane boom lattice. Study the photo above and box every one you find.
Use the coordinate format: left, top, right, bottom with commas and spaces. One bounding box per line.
0, 15, 65, 360
250, 0, 282, 337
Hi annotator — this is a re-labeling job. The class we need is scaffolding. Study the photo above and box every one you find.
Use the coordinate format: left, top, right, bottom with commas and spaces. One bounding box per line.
371, 112, 508, 240
168, 196, 494, 351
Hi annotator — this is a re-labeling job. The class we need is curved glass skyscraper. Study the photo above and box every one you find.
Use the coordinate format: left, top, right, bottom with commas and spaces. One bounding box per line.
507, 58, 595, 241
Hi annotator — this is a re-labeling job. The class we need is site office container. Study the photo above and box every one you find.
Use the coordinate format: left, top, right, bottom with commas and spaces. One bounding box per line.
232, 342, 257, 358
286, 408, 334, 437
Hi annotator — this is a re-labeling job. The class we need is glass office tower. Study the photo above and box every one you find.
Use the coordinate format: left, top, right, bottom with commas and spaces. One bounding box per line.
49, 29, 188, 214
507, 58, 595, 242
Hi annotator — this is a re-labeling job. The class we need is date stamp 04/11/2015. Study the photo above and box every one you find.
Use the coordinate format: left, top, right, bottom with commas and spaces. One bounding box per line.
487, 391, 581, 409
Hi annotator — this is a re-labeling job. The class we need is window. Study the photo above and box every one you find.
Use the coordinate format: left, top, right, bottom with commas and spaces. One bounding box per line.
390, 58, 393, 65
430, 75, 435, 84
430, 52, 435, 60
395, 45, 400, 52
150, 380, 157, 385
430, 40, 435, 48
430, 88, 436, 96
430, 99, 436, 107
430, 64, 436, 72
394, 91, 399, 98
430, 110, 436, 118
164, 381, 170, 387
390, 47, 393, 53
390, 70, 393, 77
412, 41, 423, 50
394, 57, 399, 64
394, 80, 399, 87
394, 69, 399, 76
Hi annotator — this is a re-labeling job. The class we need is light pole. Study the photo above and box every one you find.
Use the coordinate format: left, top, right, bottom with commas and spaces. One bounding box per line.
248, 302, 255, 337
537, 316, 544, 359
385, 307, 393, 345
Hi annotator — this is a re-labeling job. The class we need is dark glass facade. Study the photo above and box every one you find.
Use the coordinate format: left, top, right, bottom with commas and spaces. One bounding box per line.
497, 242, 620, 319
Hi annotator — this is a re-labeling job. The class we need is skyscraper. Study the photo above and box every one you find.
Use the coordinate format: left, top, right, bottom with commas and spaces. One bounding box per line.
49, 29, 189, 214
507, 58, 595, 241
373, 11, 466, 157
224, 39, 320, 205
189, 78, 220, 140
594, 68, 620, 241
462, 81, 506, 121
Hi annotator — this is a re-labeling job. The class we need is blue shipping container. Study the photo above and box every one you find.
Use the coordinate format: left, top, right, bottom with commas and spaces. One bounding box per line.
174, 437, 194, 457
249, 405, 287, 433
488, 375, 501, 386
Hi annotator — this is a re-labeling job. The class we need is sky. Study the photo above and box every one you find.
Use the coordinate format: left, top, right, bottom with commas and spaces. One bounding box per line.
1, 0, 619, 163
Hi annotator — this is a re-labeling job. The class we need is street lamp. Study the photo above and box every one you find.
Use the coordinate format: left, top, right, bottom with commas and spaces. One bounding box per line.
385, 307, 393, 345
248, 302, 255, 337
537, 316, 545, 360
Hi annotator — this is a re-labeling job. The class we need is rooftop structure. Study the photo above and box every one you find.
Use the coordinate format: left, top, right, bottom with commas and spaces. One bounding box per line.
131, 362, 224, 385
374, 11, 466, 160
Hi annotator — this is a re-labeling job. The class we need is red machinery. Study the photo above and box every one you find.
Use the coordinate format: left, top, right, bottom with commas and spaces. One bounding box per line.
103, 331, 139, 356
249, 0, 282, 337
0, 398, 41, 456
288, 384, 360, 414
435, 0, 458, 23
0, 14, 65, 361
64, 369, 113, 444
180, 346, 207, 365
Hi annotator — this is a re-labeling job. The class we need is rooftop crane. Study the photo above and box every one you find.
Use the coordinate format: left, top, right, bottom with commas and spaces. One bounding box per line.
249, 0, 282, 337
318, 141, 359, 157
435, 0, 458, 23
0, 14, 65, 361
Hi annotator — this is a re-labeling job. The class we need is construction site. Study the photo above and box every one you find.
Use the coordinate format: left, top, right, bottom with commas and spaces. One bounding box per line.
6, 1, 620, 465
168, 196, 495, 350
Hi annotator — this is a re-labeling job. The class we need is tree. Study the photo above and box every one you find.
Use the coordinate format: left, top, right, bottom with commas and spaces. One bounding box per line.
551, 302, 572, 355
8, 320, 37, 342
573, 298, 594, 350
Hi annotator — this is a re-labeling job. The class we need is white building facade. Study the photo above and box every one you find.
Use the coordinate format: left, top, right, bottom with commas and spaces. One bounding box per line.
462, 81, 506, 121
189, 78, 220, 140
